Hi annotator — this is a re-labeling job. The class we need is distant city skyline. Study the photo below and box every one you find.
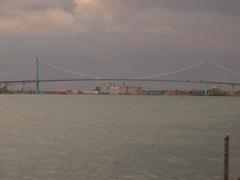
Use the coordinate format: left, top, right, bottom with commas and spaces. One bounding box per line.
0, 0, 239, 87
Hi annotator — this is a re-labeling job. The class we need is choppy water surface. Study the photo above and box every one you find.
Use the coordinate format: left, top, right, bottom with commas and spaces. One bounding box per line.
0, 95, 239, 180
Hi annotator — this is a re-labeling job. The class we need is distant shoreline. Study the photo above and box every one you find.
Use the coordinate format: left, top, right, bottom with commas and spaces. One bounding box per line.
0, 93, 240, 97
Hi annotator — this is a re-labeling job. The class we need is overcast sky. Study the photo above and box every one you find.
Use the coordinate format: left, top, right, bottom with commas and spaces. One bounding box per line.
0, 0, 239, 83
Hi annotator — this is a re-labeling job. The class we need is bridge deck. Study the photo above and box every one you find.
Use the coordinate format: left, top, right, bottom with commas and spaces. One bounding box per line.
0, 78, 239, 86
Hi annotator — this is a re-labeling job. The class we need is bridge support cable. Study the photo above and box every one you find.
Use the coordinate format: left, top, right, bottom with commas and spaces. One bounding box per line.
208, 61, 240, 77
0, 61, 34, 80
134, 61, 205, 79
40, 61, 100, 79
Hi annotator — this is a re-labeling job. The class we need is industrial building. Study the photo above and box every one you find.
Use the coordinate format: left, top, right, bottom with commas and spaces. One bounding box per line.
108, 86, 143, 95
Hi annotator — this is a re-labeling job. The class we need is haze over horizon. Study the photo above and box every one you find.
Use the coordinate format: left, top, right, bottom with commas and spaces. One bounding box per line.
0, 0, 239, 84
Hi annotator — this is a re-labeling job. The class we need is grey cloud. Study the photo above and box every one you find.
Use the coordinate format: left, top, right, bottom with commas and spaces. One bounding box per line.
1, 0, 240, 16
21, 1, 75, 12
0, 0, 74, 16
162, 0, 240, 15
107, 0, 240, 16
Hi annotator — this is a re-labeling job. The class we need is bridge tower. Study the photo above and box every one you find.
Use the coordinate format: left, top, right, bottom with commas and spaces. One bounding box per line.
35, 58, 40, 94
231, 84, 235, 94
204, 60, 208, 96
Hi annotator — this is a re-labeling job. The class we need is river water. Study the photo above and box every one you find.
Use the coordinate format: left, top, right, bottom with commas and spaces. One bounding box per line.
0, 95, 239, 180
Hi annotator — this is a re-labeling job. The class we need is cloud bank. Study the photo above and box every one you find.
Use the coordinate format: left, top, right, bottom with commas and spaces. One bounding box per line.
0, 0, 239, 82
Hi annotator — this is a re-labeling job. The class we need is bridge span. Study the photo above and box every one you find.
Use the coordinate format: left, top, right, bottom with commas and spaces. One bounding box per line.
0, 59, 239, 95
0, 78, 240, 86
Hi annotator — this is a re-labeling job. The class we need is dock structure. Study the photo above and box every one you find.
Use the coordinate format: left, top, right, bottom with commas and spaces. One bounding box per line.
35, 58, 40, 94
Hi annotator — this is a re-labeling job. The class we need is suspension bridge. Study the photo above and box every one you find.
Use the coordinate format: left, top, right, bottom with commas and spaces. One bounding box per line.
0, 59, 239, 95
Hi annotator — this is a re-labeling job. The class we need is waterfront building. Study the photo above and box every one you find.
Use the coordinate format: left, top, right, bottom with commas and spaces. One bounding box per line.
108, 86, 143, 95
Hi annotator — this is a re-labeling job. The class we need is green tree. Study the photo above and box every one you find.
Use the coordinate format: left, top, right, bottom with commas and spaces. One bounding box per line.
208, 88, 226, 96
0, 85, 10, 94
